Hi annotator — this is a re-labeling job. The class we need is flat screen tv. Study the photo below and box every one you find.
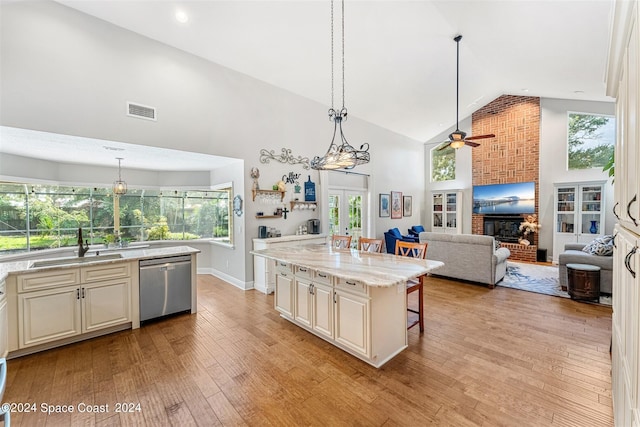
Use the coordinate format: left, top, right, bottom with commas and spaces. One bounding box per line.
472, 182, 535, 214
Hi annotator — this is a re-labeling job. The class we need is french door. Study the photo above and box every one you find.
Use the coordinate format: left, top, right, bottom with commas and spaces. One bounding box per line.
328, 189, 366, 248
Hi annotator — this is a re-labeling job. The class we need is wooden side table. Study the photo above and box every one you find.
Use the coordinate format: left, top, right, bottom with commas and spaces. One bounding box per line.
566, 263, 600, 302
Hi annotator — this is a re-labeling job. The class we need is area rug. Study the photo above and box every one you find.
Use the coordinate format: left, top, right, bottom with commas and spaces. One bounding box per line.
499, 261, 611, 306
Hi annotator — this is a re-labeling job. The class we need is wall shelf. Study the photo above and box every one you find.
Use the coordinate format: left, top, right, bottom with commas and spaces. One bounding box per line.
252, 189, 285, 202
255, 214, 282, 219
290, 201, 317, 211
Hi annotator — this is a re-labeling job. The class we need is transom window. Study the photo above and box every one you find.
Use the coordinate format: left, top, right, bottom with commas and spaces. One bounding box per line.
431, 145, 456, 182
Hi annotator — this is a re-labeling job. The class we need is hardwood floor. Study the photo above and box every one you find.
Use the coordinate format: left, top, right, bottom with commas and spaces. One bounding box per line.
4, 275, 613, 426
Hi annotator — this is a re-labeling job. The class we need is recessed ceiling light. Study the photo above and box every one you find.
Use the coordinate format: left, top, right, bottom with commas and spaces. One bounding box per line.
175, 10, 189, 24
574, 90, 585, 94
103, 145, 124, 151
521, 88, 529, 93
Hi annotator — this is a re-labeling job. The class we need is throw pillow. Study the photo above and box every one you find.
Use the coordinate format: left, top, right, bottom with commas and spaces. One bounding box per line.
582, 235, 614, 256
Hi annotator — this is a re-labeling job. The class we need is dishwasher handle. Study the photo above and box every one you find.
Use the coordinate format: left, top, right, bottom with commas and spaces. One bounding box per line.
139, 255, 192, 267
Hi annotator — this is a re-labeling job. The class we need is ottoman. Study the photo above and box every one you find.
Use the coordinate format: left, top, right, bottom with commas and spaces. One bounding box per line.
566, 263, 600, 302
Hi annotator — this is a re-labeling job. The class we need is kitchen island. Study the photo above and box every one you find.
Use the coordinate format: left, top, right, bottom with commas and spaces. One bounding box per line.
251, 244, 443, 367
0, 245, 199, 358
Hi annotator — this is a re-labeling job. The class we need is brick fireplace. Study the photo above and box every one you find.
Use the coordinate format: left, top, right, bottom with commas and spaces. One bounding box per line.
471, 95, 540, 262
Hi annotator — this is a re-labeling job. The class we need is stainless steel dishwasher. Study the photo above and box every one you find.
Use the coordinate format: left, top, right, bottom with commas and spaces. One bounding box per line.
139, 255, 192, 322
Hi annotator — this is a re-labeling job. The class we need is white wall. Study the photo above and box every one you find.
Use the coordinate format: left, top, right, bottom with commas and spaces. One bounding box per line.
0, 1, 423, 285
540, 98, 615, 258
423, 116, 474, 234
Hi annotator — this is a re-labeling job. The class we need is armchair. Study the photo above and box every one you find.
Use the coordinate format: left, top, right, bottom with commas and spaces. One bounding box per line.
384, 228, 419, 253
407, 225, 425, 237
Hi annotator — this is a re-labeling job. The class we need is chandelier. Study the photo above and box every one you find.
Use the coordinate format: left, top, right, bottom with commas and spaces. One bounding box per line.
113, 157, 127, 195
311, 0, 369, 170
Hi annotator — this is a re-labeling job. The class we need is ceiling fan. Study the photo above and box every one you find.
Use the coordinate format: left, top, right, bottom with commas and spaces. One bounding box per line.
437, 35, 495, 151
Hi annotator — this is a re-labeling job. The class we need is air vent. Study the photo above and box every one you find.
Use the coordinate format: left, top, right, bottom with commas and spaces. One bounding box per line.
127, 102, 156, 121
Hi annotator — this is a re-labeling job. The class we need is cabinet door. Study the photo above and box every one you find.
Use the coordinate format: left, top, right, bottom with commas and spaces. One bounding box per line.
432, 193, 444, 232
18, 286, 81, 348
275, 272, 294, 319
334, 290, 369, 357
0, 298, 7, 358
294, 278, 312, 328
312, 283, 334, 339
82, 279, 131, 333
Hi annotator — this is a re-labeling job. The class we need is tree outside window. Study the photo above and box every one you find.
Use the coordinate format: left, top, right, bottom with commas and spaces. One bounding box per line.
431, 145, 456, 182
567, 113, 615, 170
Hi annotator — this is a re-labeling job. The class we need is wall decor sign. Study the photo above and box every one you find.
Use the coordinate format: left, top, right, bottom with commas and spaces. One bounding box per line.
379, 193, 390, 217
403, 195, 412, 217
391, 191, 402, 219
260, 148, 310, 169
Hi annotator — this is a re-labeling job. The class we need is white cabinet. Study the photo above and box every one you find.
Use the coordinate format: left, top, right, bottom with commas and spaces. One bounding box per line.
552, 182, 606, 263
607, 2, 640, 423
0, 280, 6, 359
253, 234, 326, 294
13, 262, 132, 350
334, 289, 369, 357
82, 279, 131, 332
612, 226, 640, 426
431, 191, 461, 234
274, 264, 294, 319
18, 285, 82, 348
272, 260, 405, 367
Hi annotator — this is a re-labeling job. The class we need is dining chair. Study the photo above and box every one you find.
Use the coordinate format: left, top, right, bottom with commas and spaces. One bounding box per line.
331, 234, 352, 249
395, 240, 428, 332
358, 237, 384, 253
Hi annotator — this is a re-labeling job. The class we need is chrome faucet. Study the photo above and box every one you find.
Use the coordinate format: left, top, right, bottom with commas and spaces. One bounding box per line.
77, 227, 90, 257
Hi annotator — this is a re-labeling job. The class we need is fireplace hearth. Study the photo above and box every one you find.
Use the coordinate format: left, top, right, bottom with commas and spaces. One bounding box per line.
483, 215, 523, 243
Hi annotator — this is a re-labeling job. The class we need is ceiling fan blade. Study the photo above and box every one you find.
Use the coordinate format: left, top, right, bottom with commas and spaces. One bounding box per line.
464, 140, 481, 147
465, 133, 495, 141
436, 141, 452, 151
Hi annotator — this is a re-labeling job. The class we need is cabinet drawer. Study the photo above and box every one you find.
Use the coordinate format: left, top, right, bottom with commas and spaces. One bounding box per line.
81, 263, 130, 283
18, 269, 81, 293
295, 265, 312, 279
335, 277, 368, 295
314, 270, 333, 285
275, 261, 293, 274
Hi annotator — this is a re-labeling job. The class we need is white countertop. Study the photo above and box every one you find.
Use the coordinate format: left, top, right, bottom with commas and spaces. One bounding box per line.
0, 245, 200, 281
251, 244, 443, 288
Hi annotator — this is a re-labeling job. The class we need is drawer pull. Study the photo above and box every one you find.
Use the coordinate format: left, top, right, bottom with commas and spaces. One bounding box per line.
299, 267, 307, 272
318, 273, 327, 278
345, 281, 357, 286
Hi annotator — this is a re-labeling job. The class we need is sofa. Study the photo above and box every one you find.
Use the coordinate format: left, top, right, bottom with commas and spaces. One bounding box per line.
383, 228, 419, 253
418, 232, 511, 287
558, 242, 612, 294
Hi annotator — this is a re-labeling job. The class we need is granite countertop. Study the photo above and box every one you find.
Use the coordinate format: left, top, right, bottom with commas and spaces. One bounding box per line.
251, 244, 443, 288
252, 234, 327, 243
0, 245, 200, 281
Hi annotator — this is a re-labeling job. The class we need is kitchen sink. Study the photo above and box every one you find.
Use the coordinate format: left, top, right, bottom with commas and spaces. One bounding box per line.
29, 253, 123, 268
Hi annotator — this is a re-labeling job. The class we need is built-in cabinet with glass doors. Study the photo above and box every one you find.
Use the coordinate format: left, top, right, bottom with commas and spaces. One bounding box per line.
552, 181, 606, 263
431, 191, 462, 234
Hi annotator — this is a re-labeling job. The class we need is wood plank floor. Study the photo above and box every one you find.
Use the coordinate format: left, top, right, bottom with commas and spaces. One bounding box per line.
4, 274, 613, 426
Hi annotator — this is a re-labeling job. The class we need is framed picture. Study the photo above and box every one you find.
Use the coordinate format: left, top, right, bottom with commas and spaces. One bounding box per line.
379, 193, 390, 217
403, 196, 412, 217
391, 191, 402, 219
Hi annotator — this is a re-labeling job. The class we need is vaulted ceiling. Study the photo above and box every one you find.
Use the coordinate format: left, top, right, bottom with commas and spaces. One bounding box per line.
55, 0, 615, 144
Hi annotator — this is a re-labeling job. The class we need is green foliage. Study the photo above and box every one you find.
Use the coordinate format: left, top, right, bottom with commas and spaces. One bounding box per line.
147, 217, 170, 240
602, 151, 615, 183
432, 146, 456, 181
568, 114, 614, 170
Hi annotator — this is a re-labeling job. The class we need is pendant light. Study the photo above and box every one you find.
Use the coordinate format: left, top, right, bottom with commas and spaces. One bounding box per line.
311, 0, 369, 170
113, 157, 127, 195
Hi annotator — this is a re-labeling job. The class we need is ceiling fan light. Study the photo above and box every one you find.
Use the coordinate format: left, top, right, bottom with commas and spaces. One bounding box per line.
450, 140, 465, 149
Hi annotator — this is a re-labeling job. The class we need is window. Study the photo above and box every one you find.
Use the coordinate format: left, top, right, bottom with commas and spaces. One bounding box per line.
0, 183, 232, 255
567, 113, 615, 170
431, 145, 456, 181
